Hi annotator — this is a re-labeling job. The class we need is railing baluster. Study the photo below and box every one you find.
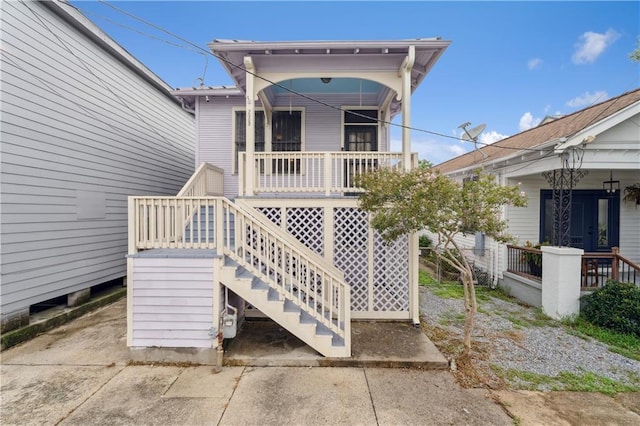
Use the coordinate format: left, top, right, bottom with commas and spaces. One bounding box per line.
130, 195, 350, 346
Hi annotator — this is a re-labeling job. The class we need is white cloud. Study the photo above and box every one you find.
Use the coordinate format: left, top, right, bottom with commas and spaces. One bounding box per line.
528, 58, 543, 70
479, 130, 507, 145
519, 112, 541, 131
566, 90, 608, 108
449, 144, 467, 156
572, 29, 620, 64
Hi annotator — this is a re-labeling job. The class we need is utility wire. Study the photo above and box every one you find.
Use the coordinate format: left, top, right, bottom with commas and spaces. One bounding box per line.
64, 0, 555, 154
24, 0, 188, 158
64, 0, 638, 161
3, 3, 191, 170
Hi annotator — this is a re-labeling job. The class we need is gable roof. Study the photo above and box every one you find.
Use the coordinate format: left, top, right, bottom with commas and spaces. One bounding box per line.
435, 88, 640, 174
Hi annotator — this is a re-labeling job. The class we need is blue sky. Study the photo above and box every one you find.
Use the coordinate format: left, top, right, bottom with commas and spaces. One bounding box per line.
70, 1, 639, 165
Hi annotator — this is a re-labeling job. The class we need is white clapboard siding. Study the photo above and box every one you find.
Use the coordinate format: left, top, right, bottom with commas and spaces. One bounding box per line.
198, 92, 385, 198
0, 1, 196, 320
131, 257, 214, 348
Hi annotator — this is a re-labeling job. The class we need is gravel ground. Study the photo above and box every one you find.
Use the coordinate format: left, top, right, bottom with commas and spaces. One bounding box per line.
419, 284, 640, 391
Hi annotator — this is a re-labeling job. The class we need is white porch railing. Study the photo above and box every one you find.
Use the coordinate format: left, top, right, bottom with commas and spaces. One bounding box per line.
128, 195, 350, 347
177, 162, 225, 197
239, 151, 418, 196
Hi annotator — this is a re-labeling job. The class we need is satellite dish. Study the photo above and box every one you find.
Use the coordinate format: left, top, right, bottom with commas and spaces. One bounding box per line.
461, 123, 486, 142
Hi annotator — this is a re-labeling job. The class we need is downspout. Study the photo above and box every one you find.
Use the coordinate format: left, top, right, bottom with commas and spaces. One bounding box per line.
179, 98, 195, 115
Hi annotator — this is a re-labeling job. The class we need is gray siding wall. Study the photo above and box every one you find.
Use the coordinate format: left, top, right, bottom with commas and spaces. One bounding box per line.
0, 1, 196, 319
197, 93, 386, 198
131, 258, 214, 348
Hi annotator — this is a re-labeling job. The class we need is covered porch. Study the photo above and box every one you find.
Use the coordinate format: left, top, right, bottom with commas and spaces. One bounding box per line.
208, 38, 449, 198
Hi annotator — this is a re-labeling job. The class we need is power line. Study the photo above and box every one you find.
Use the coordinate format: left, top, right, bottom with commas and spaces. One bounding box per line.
63, 0, 555, 154
24, 0, 188, 157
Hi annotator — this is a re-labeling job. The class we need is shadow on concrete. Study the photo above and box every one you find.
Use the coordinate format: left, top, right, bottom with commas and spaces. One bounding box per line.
223, 319, 448, 369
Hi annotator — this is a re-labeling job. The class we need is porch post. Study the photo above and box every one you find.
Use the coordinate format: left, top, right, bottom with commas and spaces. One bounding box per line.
401, 46, 415, 172
244, 56, 256, 196
540, 246, 583, 320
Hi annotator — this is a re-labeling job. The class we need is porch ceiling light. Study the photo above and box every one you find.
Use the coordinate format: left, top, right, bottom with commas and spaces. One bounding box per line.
320, 77, 332, 84
603, 170, 620, 194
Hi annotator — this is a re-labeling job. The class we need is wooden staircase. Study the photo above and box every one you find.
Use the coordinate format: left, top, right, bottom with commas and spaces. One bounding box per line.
220, 257, 347, 357
129, 163, 351, 358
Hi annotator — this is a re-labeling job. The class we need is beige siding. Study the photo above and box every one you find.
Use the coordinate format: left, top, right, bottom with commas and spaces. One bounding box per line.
0, 1, 195, 318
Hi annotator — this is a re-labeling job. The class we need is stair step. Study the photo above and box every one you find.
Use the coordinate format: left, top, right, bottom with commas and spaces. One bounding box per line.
331, 335, 345, 347
249, 277, 268, 290
283, 299, 300, 314
235, 267, 253, 281
267, 288, 280, 302
300, 311, 316, 324
315, 323, 333, 336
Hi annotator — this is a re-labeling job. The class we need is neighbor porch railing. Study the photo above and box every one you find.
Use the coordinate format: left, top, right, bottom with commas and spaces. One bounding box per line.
581, 248, 640, 288
238, 151, 418, 196
507, 245, 640, 288
506, 244, 543, 280
128, 195, 350, 346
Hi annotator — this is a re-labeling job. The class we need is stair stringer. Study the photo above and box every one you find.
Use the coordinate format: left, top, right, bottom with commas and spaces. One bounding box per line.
219, 259, 349, 358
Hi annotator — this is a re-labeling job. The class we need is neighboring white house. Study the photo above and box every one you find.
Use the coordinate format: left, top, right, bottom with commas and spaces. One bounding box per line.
0, 1, 195, 331
431, 88, 640, 296
126, 38, 451, 360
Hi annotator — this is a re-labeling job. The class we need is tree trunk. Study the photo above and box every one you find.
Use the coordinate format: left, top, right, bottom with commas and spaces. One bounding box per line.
461, 270, 477, 356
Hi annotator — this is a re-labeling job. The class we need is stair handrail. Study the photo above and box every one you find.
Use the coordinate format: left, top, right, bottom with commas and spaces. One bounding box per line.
222, 197, 350, 336
230, 198, 345, 281
177, 162, 225, 197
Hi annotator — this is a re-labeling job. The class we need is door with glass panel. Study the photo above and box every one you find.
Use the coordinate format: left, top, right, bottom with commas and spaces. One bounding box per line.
343, 109, 378, 190
540, 190, 619, 252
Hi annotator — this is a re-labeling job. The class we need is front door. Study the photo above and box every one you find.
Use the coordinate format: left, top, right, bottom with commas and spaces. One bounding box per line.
343, 109, 378, 190
540, 190, 620, 252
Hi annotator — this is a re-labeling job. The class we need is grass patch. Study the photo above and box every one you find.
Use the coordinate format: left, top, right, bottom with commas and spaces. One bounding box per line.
438, 311, 466, 327
498, 308, 557, 329
493, 367, 640, 395
563, 317, 640, 362
418, 270, 438, 286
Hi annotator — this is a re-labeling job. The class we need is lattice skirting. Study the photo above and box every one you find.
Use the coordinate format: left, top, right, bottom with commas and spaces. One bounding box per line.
255, 205, 410, 317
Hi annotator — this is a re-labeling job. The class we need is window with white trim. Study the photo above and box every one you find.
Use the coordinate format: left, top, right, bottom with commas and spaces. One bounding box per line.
233, 108, 303, 173
234, 110, 265, 172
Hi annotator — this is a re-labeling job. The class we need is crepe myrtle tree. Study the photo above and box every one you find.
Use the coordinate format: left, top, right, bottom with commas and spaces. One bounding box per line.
357, 168, 526, 355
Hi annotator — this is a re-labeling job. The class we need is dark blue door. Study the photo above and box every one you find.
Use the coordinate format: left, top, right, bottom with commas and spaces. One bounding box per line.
540, 190, 619, 252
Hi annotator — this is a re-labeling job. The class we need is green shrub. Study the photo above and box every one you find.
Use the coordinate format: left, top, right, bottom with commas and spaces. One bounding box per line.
418, 234, 432, 248
581, 280, 640, 337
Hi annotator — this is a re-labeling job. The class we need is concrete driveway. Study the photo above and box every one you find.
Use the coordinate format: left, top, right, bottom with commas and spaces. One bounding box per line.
1, 298, 512, 425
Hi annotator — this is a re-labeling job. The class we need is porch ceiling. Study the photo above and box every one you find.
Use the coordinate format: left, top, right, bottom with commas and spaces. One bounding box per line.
208, 38, 451, 100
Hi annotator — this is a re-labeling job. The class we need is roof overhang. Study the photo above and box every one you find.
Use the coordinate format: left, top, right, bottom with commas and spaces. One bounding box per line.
208, 38, 451, 111
170, 86, 243, 110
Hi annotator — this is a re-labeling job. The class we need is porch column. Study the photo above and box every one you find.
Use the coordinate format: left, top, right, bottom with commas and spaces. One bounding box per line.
401, 46, 415, 171
540, 246, 583, 320
244, 56, 256, 196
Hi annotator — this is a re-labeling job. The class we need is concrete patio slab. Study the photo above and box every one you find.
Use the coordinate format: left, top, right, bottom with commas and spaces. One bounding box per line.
63, 365, 225, 426
366, 368, 512, 425
1, 299, 128, 366
223, 319, 449, 368
219, 367, 377, 426
163, 366, 244, 398
0, 364, 124, 425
